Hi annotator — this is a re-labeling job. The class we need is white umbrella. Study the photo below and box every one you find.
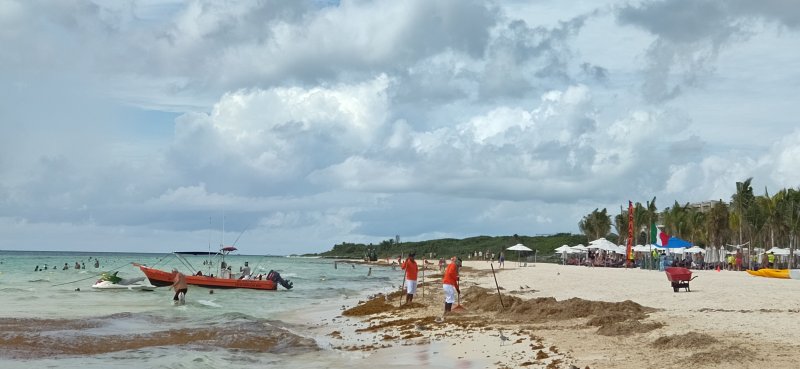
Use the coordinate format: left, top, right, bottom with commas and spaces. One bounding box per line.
554, 245, 571, 253
555, 245, 570, 265
668, 247, 686, 254
507, 244, 532, 252
685, 246, 705, 254
588, 238, 617, 250
766, 247, 790, 256
570, 244, 587, 252
506, 244, 533, 266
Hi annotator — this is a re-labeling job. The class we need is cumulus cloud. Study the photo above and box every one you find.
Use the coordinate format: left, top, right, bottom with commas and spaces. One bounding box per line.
616, 0, 800, 103
1, 0, 799, 253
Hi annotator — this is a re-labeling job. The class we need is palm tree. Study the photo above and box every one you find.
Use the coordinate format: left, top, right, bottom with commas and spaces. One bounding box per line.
731, 178, 755, 247
614, 210, 628, 243
688, 210, 707, 246
785, 189, 800, 268
633, 202, 649, 245
707, 200, 730, 248
731, 178, 755, 263
663, 201, 691, 239
579, 208, 611, 241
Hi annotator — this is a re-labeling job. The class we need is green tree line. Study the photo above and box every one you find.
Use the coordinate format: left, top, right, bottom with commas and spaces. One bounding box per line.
313, 233, 587, 263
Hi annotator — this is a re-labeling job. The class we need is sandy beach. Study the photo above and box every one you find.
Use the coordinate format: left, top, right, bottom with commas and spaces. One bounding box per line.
314, 260, 800, 369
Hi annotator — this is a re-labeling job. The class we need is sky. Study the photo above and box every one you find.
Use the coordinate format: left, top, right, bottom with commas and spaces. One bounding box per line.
1, 0, 799, 255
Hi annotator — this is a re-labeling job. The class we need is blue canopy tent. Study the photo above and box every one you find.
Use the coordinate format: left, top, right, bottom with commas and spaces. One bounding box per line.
664, 236, 692, 248
651, 236, 692, 270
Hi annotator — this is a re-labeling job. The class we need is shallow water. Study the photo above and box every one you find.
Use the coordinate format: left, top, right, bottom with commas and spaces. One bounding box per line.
0, 251, 407, 368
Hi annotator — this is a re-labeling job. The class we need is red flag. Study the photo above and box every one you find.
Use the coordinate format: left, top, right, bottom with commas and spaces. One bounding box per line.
627, 201, 634, 263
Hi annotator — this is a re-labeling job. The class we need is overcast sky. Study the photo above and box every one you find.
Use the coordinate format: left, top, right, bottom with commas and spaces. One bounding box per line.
1, 0, 799, 254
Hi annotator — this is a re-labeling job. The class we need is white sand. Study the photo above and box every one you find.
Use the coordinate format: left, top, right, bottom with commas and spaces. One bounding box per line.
300, 260, 800, 368
463, 261, 800, 368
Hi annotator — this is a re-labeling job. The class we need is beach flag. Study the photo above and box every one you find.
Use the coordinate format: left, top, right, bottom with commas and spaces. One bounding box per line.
626, 201, 634, 262
651, 222, 669, 247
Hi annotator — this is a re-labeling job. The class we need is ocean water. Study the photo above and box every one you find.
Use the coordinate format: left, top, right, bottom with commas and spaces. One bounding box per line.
0, 251, 409, 369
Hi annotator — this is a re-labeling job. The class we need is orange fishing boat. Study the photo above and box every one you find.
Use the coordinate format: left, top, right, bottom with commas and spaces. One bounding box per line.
133, 246, 293, 290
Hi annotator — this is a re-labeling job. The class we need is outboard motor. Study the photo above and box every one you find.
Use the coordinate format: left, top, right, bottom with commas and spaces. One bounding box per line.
266, 270, 293, 290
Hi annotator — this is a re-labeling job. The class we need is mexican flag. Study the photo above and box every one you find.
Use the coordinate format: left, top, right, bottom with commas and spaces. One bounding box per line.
651, 222, 669, 246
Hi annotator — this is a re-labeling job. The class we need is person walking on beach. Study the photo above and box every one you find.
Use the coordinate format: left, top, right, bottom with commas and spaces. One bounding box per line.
442, 257, 461, 316
171, 269, 188, 305
499, 253, 505, 268
401, 252, 419, 305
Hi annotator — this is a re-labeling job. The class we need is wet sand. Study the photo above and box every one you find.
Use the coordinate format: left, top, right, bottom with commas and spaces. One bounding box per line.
0, 313, 318, 359
311, 260, 800, 368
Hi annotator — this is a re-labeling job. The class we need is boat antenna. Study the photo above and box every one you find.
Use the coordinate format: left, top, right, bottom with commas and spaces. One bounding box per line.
221, 212, 225, 248
207, 216, 213, 276
231, 224, 250, 247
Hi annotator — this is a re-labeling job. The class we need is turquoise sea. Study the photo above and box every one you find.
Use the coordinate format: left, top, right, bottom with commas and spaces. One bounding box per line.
0, 250, 433, 369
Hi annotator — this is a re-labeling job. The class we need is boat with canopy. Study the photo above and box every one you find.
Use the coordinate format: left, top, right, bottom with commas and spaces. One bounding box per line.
134, 246, 293, 290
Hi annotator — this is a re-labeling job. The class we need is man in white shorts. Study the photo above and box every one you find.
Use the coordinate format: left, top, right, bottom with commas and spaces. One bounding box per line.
401, 252, 419, 304
442, 257, 461, 314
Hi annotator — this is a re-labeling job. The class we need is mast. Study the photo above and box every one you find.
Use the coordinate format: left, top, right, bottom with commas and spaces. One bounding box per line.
207, 216, 212, 276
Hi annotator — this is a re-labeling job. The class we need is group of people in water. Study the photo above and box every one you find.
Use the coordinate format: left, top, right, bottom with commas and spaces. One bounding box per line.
34, 257, 100, 271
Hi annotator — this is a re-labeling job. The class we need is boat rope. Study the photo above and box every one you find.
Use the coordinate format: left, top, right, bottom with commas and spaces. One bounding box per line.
150, 254, 172, 269
250, 255, 268, 277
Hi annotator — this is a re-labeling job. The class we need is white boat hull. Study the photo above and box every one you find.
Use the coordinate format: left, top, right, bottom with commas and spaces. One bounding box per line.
91, 280, 155, 291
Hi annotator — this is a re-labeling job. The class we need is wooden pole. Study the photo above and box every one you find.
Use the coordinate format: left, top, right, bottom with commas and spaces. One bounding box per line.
422, 259, 425, 298
490, 263, 504, 309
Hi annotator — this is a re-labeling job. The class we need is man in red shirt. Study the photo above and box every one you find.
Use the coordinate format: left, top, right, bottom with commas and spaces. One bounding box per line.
442, 256, 461, 314
401, 252, 419, 304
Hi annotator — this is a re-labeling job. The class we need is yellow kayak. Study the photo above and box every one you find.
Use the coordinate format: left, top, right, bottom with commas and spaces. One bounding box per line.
746, 269, 800, 279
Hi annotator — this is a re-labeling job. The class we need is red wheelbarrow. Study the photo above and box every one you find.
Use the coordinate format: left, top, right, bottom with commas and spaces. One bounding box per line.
665, 267, 698, 292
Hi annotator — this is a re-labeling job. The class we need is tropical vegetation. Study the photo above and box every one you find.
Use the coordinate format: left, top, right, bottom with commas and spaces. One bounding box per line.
576, 178, 800, 267
313, 233, 586, 263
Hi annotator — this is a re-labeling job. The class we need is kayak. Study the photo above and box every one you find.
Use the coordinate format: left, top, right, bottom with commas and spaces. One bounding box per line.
745, 269, 800, 279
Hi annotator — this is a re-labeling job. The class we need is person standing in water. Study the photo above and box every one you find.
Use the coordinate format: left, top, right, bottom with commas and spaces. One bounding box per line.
400, 252, 419, 305
171, 269, 188, 305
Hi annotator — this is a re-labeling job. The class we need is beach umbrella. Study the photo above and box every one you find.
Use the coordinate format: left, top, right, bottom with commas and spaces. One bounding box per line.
570, 244, 587, 252
555, 245, 570, 265
766, 247, 790, 256
588, 238, 617, 250
685, 246, 705, 254
506, 244, 533, 266
554, 245, 571, 253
